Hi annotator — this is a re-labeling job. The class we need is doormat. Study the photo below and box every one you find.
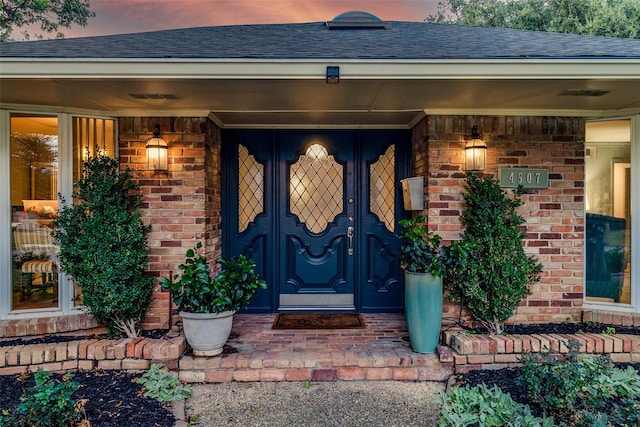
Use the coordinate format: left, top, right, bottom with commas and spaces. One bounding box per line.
272, 313, 366, 330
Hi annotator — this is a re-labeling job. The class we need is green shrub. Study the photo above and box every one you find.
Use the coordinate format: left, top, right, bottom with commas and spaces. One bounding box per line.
608, 397, 640, 426
0, 369, 81, 427
437, 383, 554, 427
137, 364, 192, 402
53, 153, 154, 338
444, 173, 542, 335
519, 339, 640, 419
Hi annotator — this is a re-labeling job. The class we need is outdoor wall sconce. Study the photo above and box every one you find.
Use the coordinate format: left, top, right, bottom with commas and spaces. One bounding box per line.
146, 124, 168, 171
465, 125, 487, 171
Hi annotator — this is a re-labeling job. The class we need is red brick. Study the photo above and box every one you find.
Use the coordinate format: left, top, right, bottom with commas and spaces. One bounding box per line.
285, 369, 310, 381
259, 369, 286, 382
62, 360, 79, 370
0, 366, 27, 375
98, 360, 122, 370
0, 347, 8, 367
311, 369, 337, 381
126, 338, 144, 358
179, 371, 206, 383
78, 360, 94, 370
467, 354, 495, 364
122, 359, 150, 371
365, 368, 393, 380
34, 362, 63, 372
418, 367, 452, 381
392, 367, 418, 381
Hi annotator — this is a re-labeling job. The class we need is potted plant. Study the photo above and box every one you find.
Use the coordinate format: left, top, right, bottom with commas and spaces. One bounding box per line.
399, 215, 463, 353
160, 243, 266, 356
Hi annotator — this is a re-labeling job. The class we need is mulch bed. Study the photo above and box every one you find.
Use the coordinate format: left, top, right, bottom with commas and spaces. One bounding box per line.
0, 329, 173, 426
453, 322, 640, 425
0, 370, 174, 427
456, 362, 640, 425
0, 329, 168, 348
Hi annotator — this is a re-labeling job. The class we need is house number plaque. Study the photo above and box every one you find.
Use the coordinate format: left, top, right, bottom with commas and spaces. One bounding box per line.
499, 168, 549, 189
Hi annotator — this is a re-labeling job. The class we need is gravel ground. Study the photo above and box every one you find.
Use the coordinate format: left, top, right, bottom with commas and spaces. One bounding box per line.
185, 381, 445, 427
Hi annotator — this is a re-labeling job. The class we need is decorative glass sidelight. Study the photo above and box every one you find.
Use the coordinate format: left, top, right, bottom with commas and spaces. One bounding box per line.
238, 144, 264, 232
370, 144, 395, 232
289, 143, 343, 234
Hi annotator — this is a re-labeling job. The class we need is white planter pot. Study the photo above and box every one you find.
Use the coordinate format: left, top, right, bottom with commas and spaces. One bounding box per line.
179, 310, 235, 356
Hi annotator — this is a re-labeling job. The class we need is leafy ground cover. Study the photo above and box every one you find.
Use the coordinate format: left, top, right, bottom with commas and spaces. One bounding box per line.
0, 370, 174, 427
446, 322, 640, 426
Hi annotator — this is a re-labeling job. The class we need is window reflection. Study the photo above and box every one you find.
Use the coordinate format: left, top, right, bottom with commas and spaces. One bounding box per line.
585, 120, 632, 304
10, 115, 59, 310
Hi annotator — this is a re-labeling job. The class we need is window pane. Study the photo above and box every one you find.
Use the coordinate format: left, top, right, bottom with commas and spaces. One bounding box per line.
585, 120, 632, 304
71, 117, 117, 305
10, 115, 59, 310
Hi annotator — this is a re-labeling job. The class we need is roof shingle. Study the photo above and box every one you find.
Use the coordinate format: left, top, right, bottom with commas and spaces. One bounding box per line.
2, 21, 640, 60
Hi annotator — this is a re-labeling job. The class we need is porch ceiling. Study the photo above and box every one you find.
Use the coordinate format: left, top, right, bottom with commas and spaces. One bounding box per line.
2, 76, 640, 126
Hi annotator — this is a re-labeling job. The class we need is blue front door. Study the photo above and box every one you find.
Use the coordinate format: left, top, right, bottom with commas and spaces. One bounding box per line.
222, 130, 410, 312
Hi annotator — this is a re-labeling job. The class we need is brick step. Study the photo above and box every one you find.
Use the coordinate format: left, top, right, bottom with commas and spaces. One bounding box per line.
178, 347, 454, 383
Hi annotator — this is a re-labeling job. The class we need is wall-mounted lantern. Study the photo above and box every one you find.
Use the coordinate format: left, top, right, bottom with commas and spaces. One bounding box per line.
146, 124, 168, 171
465, 125, 487, 171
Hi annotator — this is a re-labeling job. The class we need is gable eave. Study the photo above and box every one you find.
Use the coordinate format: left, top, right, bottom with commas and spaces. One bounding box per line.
1, 57, 639, 79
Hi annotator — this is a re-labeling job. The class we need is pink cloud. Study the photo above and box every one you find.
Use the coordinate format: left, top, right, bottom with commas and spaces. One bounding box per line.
60, 0, 438, 38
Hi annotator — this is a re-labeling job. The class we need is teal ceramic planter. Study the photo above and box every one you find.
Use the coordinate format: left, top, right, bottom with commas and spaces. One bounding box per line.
404, 271, 443, 353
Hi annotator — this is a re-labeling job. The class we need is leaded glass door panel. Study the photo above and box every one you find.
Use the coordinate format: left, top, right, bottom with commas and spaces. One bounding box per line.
278, 134, 356, 309
222, 129, 411, 313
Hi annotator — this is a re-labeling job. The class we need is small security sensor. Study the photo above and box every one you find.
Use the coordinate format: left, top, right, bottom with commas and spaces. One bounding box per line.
326, 66, 340, 84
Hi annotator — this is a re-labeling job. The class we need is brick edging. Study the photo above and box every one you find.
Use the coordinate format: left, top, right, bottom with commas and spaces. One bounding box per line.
443, 329, 640, 373
0, 314, 101, 338
0, 336, 186, 375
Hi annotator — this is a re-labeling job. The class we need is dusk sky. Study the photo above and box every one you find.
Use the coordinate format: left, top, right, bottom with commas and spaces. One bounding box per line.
59, 0, 440, 38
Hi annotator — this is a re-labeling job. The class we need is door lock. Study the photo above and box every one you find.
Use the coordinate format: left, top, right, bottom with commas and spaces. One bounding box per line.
347, 226, 354, 255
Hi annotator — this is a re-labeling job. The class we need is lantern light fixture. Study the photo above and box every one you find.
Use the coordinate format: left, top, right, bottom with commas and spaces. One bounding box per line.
465, 125, 487, 171
146, 124, 168, 171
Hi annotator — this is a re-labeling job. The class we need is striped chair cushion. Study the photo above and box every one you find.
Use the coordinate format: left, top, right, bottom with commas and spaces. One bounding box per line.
13, 222, 58, 274
21, 259, 55, 274
13, 221, 57, 258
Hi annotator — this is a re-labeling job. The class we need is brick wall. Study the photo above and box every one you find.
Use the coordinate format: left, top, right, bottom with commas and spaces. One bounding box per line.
413, 115, 585, 325
203, 121, 222, 266
116, 114, 584, 330
118, 117, 222, 330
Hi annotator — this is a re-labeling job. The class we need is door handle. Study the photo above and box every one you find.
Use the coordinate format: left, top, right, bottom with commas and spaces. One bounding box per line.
347, 226, 354, 255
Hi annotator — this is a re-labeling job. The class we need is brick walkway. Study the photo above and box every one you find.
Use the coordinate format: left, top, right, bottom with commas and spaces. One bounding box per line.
178, 313, 454, 383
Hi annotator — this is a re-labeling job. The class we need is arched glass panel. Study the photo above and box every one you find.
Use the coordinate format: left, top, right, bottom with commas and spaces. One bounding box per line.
290, 143, 343, 234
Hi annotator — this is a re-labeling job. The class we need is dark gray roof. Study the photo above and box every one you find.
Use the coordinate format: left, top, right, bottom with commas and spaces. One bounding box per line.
2, 21, 640, 60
